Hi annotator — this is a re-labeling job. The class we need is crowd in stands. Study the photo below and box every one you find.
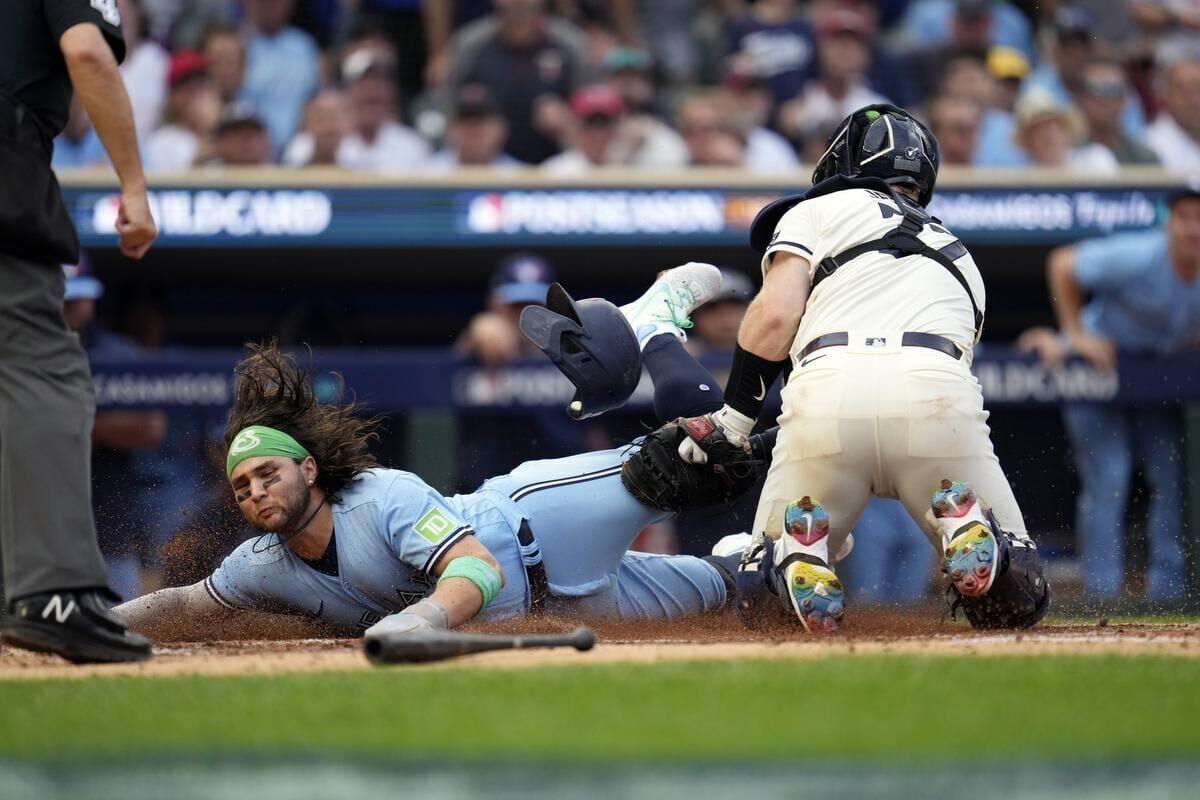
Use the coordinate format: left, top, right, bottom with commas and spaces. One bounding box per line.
52, 0, 1200, 174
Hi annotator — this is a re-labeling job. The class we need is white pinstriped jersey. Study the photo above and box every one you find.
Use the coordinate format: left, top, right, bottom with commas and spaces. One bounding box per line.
761, 187, 986, 359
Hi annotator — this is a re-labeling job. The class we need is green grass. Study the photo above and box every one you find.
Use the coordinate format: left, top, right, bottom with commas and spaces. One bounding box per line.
3, 654, 1198, 762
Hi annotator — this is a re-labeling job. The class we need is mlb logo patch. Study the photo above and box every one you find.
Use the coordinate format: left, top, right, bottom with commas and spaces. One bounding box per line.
866, 337, 888, 347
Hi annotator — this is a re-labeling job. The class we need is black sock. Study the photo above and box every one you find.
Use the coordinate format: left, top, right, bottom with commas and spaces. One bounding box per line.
642, 334, 724, 423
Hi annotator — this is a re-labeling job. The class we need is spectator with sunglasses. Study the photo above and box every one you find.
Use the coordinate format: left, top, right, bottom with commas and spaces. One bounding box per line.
1075, 58, 1160, 166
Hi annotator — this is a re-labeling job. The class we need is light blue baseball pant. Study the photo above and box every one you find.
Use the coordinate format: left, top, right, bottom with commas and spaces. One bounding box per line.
1062, 403, 1186, 600
479, 447, 729, 620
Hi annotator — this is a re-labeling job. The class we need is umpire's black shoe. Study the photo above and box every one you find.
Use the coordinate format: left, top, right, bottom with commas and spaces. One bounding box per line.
0, 589, 151, 663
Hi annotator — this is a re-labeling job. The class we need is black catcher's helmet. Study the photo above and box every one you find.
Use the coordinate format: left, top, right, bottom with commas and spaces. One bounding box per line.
519, 284, 642, 420
812, 104, 940, 206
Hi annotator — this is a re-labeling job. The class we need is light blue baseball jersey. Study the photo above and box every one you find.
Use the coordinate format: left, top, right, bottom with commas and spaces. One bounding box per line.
1075, 230, 1200, 356
205, 450, 727, 630
205, 468, 531, 630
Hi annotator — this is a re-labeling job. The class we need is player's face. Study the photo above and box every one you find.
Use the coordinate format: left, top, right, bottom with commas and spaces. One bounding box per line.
230, 456, 312, 532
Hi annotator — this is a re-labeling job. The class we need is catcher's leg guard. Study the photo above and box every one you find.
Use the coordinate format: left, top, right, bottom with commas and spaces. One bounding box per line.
931, 480, 1052, 629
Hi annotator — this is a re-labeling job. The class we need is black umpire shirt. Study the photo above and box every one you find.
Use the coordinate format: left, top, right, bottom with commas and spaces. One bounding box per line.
1, 1, 124, 262
3, 0, 125, 136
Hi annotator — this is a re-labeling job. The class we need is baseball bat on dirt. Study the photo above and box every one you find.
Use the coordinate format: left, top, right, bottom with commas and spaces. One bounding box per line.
364, 626, 596, 664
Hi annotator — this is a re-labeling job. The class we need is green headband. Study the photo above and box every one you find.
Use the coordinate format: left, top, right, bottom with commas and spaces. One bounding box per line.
226, 425, 312, 479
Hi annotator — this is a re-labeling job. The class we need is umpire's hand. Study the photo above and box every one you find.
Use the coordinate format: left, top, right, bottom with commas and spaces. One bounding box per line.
116, 187, 157, 259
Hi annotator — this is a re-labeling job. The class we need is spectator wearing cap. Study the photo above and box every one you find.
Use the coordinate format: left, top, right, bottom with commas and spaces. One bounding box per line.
928, 94, 983, 166
447, 0, 584, 164
210, 102, 273, 166
455, 252, 604, 491
427, 84, 521, 170
971, 45, 1030, 167
142, 52, 222, 171
116, 0, 168, 141
602, 47, 688, 169
897, 0, 1035, 63
1018, 188, 1200, 601
337, 48, 431, 170
202, 23, 247, 106
685, 268, 753, 356
724, 0, 816, 109
240, 0, 320, 152
459, 252, 555, 366
1077, 58, 1161, 165
282, 90, 354, 168
1144, 56, 1200, 172
541, 85, 625, 174
1022, 6, 1147, 140
1011, 88, 1117, 172
722, 66, 799, 171
677, 89, 748, 168
777, 9, 890, 149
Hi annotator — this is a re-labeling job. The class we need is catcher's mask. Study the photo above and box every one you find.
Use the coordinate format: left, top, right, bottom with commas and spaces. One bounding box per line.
812, 103, 940, 206
519, 283, 642, 420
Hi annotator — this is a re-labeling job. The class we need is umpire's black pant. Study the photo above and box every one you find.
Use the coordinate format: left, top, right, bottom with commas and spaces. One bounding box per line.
0, 251, 109, 603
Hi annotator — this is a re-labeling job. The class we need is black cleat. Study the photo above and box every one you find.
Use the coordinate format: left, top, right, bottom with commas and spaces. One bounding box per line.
1, 589, 151, 664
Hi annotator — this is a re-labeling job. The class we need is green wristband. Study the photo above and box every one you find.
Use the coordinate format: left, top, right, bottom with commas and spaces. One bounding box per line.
438, 556, 502, 608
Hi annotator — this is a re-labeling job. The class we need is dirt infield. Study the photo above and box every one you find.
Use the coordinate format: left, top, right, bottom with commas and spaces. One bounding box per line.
2, 613, 1196, 680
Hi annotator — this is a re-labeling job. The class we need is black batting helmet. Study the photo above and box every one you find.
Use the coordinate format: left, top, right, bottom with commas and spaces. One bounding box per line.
812, 104, 940, 206
519, 284, 642, 420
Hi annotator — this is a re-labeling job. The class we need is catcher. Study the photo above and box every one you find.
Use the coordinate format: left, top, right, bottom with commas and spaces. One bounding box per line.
114, 264, 777, 642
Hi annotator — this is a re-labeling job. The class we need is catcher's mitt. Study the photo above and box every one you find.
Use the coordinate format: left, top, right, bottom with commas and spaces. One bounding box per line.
620, 419, 762, 512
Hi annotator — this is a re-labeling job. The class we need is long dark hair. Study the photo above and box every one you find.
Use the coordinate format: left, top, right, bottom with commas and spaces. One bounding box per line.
224, 341, 381, 500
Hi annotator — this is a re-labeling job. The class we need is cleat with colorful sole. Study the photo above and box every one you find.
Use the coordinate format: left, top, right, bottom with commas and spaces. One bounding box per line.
931, 479, 1000, 599
782, 559, 844, 634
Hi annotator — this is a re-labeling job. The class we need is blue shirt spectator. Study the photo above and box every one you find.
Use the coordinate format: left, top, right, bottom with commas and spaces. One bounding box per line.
973, 107, 1026, 166
1075, 230, 1200, 355
1019, 5, 1146, 139
241, 0, 320, 152
53, 130, 107, 169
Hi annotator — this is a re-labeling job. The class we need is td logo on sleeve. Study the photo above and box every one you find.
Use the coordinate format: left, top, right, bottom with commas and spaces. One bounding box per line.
414, 507, 456, 543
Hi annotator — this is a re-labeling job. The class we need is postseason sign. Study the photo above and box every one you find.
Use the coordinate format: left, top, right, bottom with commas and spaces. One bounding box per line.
63, 182, 1173, 249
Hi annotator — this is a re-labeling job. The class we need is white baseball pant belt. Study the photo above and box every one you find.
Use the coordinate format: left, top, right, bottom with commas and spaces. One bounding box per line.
796, 331, 963, 362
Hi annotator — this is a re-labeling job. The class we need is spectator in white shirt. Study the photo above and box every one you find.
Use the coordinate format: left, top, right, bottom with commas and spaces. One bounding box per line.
117, 0, 168, 140
542, 85, 625, 174
142, 52, 221, 172
1012, 88, 1118, 173
602, 47, 688, 169
337, 49, 430, 171
427, 84, 521, 171
723, 63, 799, 172
282, 90, 355, 168
1144, 56, 1200, 172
